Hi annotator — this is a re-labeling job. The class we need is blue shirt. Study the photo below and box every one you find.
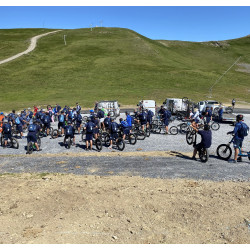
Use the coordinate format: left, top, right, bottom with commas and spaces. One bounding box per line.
233, 122, 244, 140
126, 115, 132, 127
198, 130, 212, 148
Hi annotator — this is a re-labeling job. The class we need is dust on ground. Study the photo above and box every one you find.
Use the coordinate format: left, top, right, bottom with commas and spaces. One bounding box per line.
0, 173, 249, 244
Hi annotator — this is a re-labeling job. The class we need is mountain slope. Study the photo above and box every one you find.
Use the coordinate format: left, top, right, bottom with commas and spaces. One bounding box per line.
0, 27, 249, 111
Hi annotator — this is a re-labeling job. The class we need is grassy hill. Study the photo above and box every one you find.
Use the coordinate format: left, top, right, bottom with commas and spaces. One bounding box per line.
0, 27, 249, 111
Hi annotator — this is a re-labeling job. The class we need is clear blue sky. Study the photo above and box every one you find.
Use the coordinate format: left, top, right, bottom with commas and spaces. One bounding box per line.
0, 6, 250, 42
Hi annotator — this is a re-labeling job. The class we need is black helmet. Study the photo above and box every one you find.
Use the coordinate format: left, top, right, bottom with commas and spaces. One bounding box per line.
204, 124, 210, 131
236, 114, 243, 121
119, 118, 123, 121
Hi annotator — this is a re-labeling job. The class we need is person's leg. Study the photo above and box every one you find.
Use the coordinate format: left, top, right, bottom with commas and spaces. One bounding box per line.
234, 147, 239, 161
90, 140, 93, 150
86, 140, 89, 149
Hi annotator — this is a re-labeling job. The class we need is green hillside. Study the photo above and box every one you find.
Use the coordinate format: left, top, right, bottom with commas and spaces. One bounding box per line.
0, 27, 249, 111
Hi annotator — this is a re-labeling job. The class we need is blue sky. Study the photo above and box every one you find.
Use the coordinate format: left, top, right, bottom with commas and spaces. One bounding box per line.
0, 6, 250, 42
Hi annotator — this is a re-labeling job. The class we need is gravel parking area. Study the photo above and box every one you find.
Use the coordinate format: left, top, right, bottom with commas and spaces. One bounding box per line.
1, 113, 249, 157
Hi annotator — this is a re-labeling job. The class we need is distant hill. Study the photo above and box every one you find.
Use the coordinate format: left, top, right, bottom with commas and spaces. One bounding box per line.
0, 27, 249, 111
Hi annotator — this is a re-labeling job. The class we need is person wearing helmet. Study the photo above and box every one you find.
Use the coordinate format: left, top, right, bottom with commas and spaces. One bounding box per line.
2, 119, 12, 148
64, 119, 75, 146
43, 111, 52, 136
162, 108, 172, 134
97, 108, 105, 130
125, 111, 133, 132
73, 111, 83, 134
0, 112, 4, 129
109, 118, 119, 149
15, 113, 24, 139
84, 117, 95, 150
119, 118, 129, 140
27, 118, 42, 152
138, 109, 148, 131
191, 123, 212, 161
104, 113, 111, 131
227, 114, 249, 163
146, 109, 154, 130
58, 111, 66, 135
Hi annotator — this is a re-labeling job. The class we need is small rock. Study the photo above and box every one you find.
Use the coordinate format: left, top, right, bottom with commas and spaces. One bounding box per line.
112, 235, 118, 240
26, 214, 34, 219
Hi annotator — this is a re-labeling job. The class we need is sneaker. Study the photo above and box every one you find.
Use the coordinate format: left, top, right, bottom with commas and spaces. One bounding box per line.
85, 148, 89, 151
191, 156, 197, 161
108, 146, 112, 150
38, 149, 42, 151
228, 159, 236, 163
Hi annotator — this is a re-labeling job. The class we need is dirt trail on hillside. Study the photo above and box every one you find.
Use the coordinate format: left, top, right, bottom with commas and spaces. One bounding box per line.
0, 173, 249, 244
0, 30, 62, 65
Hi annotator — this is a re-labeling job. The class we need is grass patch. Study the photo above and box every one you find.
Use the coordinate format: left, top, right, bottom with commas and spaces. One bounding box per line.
0, 27, 249, 111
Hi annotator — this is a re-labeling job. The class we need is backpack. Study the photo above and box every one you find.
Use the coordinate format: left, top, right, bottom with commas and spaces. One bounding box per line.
167, 111, 172, 119
77, 115, 82, 122
15, 117, 20, 125
66, 126, 73, 135
86, 122, 94, 133
28, 124, 36, 132
59, 115, 64, 123
131, 116, 135, 124
111, 122, 118, 133
68, 111, 73, 119
141, 112, 147, 121
99, 110, 104, 118
44, 116, 49, 124
104, 117, 110, 126
121, 121, 128, 128
4, 124, 11, 133
240, 123, 249, 137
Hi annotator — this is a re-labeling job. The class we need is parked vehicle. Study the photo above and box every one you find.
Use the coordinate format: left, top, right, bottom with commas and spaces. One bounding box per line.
197, 100, 233, 114
96, 101, 120, 118
163, 97, 188, 114
137, 100, 156, 115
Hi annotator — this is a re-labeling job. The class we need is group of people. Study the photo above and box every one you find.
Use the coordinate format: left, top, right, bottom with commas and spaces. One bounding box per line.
0, 100, 249, 163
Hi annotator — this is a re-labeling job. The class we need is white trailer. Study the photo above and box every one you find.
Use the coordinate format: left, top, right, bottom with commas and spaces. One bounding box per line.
163, 98, 188, 114
137, 100, 156, 115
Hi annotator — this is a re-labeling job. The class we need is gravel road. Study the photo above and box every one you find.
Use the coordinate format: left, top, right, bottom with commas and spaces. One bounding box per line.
0, 113, 249, 181
0, 30, 61, 65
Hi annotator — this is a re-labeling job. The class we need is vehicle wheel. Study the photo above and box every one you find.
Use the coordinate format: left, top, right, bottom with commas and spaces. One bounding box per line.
186, 131, 195, 145
117, 138, 125, 151
81, 130, 86, 141
213, 107, 219, 116
217, 144, 232, 160
49, 127, 54, 135
211, 122, 220, 131
137, 130, 146, 140
180, 123, 188, 134
11, 138, 19, 149
37, 137, 41, 148
182, 97, 188, 102
95, 138, 102, 151
101, 132, 109, 143
51, 129, 59, 139
65, 138, 71, 149
128, 133, 137, 145
0, 136, 4, 146
199, 148, 209, 163
225, 107, 233, 113
27, 142, 33, 154
104, 134, 110, 147
169, 126, 178, 135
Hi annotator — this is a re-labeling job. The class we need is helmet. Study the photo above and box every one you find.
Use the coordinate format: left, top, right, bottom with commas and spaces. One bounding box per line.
90, 110, 94, 113
236, 114, 243, 121
204, 124, 210, 131
3, 119, 8, 123
67, 120, 72, 124
119, 118, 123, 121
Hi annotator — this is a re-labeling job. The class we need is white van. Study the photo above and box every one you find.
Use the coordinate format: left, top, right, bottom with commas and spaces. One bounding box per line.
137, 100, 156, 115
163, 98, 188, 114
96, 100, 120, 118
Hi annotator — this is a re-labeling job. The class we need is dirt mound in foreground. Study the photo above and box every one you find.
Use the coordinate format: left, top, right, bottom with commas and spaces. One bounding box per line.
0, 173, 249, 244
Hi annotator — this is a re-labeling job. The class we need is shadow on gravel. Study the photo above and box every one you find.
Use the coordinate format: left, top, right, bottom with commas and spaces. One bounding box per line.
169, 151, 191, 160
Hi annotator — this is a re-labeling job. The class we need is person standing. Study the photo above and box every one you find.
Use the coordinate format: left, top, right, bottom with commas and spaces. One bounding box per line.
232, 99, 236, 109
227, 114, 249, 163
